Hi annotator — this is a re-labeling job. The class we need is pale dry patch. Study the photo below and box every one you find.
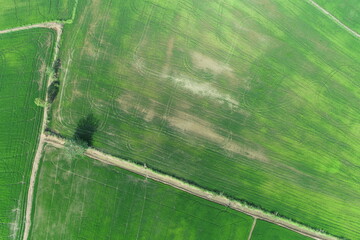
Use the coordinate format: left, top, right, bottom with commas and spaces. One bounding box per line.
161, 36, 175, 77
116, 94, 136, 113
82, 20, 98, 57
167, 114, 223, 142
191, 51, 234, 77
83, 38, 97, 57
133, 56, 146, 75
236, 25, 271, 47
167, 113, 268, 162
116, 94, 157, 122
223, 141, 268, 162
143, 108, 156, 122
9, 207, 20, 239
82, 0, 111, 58
37, 59, 46, 90
72, 87, 83, 98
45, 35, 52, 49
172, 76, 239, 108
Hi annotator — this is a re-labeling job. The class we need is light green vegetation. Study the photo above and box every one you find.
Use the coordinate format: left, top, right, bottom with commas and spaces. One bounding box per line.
49, 0, 360, 238
0, 29, 55, 239
30, 145, 253, 239
315, 0, 360, 33
251, 220, 312, 240
0, 0, 76, 30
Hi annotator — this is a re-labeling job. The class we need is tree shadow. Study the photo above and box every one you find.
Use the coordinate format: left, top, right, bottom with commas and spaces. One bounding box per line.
73, 113, 99, 146
47, 80, 60, 103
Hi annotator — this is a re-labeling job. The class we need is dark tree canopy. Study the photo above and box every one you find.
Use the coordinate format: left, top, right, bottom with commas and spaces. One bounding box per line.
73, 113, 99, 146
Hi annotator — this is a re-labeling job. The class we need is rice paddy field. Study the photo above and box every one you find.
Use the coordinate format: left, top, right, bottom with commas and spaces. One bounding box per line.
0, 29, 55, 239
48, 0, 360, 239
251, 220, 312, 240
0, 0, 76, 30
30, 145, 254, 239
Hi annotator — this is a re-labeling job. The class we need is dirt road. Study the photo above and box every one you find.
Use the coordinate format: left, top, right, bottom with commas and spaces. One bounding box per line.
307, 0, 360, 39
44, 135, 338, 240
248, 218, 257, 240
13, 22, 63, 240
0, 22, 62, 35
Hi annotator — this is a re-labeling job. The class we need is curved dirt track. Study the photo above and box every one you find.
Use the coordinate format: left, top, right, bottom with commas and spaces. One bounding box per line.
44, 135, 338, 240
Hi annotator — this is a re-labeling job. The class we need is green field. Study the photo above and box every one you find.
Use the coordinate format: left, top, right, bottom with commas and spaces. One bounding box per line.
30, 145, 254, 239
0, 29, 55, 239
0, 0, 76, 30
251, 220, 312, 240
315, 0, 360, 33
49, 0, 360, 239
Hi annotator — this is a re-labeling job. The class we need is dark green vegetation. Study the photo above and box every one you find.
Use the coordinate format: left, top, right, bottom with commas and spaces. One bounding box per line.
0, 29, 55, 239
251, 220, 312, 240
315, 0, 360, 32
30, 145, 254, 239
0, 0, 76, 30
73, 113, 99, 146
49, 0, 360, 238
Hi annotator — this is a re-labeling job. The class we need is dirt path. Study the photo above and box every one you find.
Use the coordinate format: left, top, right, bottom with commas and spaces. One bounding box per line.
307, 0, 360, 39
43, 135, 338, 240
9, 22, 64, 240
0, 22, 62, 35
247, 218, 257, 240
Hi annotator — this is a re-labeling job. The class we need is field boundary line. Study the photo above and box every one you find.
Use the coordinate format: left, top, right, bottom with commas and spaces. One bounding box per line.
0, 21, 63, 240
0, 22, 65, 240
247, 218, 257, 240
307, 0, 360, 39
21, 23, 63, 240
44, 135, 338, 240
0, 2, 80, 239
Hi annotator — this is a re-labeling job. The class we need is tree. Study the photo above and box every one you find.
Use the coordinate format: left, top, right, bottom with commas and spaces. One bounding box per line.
63, 139, 87, 160
47, 81, 60, 103
34, 98, 47, 107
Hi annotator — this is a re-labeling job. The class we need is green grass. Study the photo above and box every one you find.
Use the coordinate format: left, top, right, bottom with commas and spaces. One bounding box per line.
49, 0, 360, 238
314, 0, 360, 33
0, 29, 55, 239
251, 220, 312, 240
0, 0, 76, 30
30, 145, 253, 239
